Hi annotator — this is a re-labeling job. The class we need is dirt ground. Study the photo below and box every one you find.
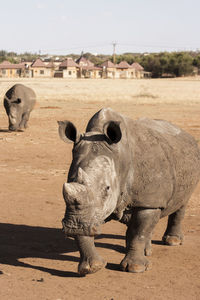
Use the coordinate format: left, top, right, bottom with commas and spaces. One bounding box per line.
0, 78, 200, 300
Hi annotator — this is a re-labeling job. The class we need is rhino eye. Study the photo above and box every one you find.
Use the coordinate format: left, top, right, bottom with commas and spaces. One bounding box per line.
102, 186, 110, 198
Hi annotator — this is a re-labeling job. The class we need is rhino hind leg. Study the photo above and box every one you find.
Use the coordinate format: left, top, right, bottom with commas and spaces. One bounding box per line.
75, 236, 107, 276
121, 208, 161, 273
162, 205, 186, 246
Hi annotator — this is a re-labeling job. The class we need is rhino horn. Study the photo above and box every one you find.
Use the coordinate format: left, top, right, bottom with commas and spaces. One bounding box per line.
63, 182, 87, 205
77, 167, 92, 186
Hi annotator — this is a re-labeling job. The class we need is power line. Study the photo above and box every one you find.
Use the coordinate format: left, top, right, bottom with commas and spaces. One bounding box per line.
2, 41, 200, 55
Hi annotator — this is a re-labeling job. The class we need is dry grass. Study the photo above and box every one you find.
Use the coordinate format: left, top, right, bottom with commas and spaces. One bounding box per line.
1, 77, 200, 135
0, 77, 200, 106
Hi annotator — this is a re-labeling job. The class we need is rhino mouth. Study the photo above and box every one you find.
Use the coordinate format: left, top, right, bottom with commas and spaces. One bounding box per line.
62, 216, 102, 237
62, 180, 104, 236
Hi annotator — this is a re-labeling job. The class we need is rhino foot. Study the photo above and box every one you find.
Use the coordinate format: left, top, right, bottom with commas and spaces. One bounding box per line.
163, 235, 183, 246
120, 255, 151, 273
78, 255, 107, 276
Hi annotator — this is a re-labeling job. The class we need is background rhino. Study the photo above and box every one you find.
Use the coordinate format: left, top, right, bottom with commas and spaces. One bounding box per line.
4, 84, 36, 131
58, 108, 200, 275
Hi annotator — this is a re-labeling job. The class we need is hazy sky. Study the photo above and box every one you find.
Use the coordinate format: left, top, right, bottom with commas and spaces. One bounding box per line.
1, 0, 199, 55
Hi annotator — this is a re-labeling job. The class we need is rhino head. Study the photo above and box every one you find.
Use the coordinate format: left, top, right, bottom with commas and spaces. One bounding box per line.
4, 95, 23, 131
58, 119, 123, 236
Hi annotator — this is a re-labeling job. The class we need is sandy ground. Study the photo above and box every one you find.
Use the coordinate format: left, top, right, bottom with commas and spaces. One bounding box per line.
0, 78, 200, 300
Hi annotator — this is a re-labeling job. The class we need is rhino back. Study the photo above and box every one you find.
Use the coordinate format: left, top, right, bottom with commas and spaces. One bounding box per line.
129, 118, 200, 213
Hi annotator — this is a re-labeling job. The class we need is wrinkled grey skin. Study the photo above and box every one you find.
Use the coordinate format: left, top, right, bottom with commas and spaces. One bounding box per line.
4, 84, 36, 131
58, 108, 200, 275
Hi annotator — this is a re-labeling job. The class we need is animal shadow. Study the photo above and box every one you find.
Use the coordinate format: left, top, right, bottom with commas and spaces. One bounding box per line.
0, 129, 24, 133
95, 233, 125, 254
0, 223, 80, 277
0, 223, 127, 277
0, 129, 10, 133
0, 223, 163, 276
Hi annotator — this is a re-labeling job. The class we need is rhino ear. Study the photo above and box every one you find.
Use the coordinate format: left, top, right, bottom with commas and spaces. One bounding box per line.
103, 121, 122, 144
57, 120, 80, 143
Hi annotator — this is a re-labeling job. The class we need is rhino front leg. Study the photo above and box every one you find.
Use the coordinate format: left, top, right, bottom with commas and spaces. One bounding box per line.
126, 230, 152, 256
162, 205, 186, 246
75, 236, 107, 276
121, 208, 161, 273
19, 112, 30, 130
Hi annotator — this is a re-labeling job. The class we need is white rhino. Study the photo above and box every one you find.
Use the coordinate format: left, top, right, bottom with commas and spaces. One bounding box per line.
4, 84, 36, 131
58, 108, 200, 275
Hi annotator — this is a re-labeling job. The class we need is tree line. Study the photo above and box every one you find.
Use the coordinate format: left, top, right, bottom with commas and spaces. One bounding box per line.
0, 50, 200, 78
114, 51, 200, 78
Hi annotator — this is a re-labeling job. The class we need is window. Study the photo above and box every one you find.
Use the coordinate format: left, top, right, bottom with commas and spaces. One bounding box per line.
68, 71, 72, 75
40, 70, 44, 75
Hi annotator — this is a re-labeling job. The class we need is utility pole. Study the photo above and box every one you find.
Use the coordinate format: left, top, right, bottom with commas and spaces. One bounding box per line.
112, 42, 117, 64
